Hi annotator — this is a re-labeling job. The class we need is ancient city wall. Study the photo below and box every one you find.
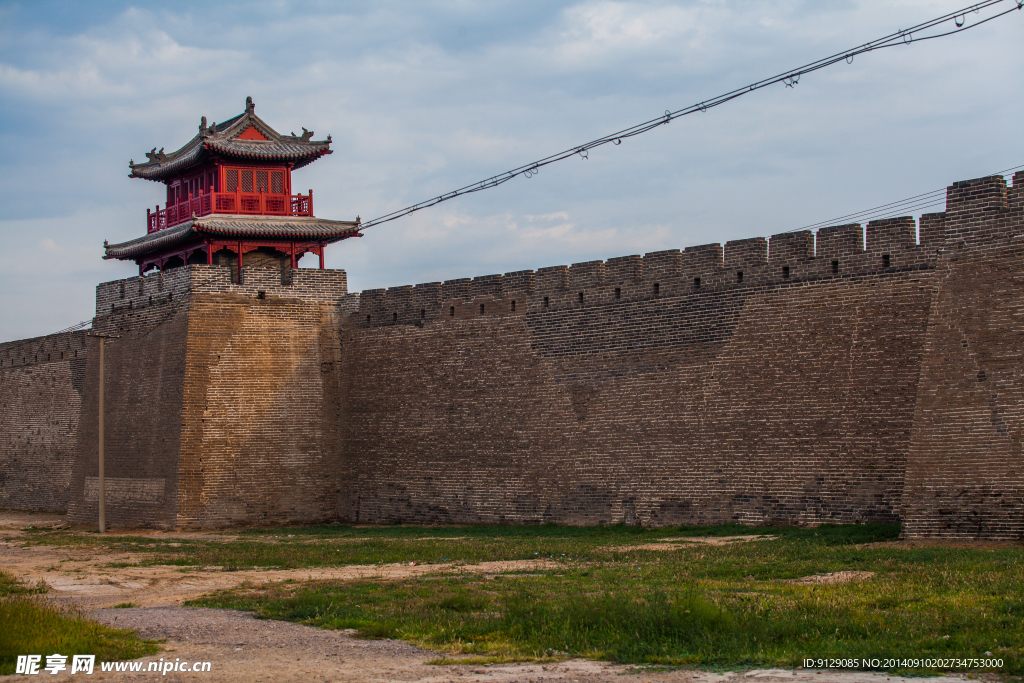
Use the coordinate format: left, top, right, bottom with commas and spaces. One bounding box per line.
9, 172, 1022, 536
340, 216, 942, 526
0, 331, 88, 511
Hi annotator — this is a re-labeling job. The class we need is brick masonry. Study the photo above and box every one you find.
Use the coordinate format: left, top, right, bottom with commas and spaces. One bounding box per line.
0, 331, 88, 511
60, 266, 353, 529
2, 173, 1021, 537
901, 175, 1024, 540
340, 242, 936, 528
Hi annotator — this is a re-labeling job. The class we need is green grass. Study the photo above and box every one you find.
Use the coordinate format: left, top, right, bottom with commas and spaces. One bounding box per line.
180, 524, 1022, 677
18, 522, 896, 570
0, 570, 47, 596
17, 521, 1021, 676
0, 570, 158, 675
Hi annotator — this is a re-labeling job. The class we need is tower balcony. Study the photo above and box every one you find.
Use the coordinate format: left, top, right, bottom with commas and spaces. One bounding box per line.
147, 189, 314, 234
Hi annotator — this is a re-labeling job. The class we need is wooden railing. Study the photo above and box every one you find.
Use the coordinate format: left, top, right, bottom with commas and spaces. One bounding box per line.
147, 189, 314, 233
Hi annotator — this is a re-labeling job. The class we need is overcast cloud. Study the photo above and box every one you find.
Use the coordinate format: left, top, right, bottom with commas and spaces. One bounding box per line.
0, 0, 1020, 342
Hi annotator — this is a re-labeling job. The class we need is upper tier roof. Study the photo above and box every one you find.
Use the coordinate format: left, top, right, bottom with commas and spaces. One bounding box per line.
128, 96, 332, 181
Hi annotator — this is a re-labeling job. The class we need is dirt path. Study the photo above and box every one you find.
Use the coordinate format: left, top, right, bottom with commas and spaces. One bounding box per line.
0, 536, 562, 610
0, 512, 977, 683
3, 608, 982, 683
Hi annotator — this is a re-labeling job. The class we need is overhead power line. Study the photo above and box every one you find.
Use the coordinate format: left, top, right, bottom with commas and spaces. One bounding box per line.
788, 163, 1024, 233
360, 0, 1021, 231
55, 319, 93, 334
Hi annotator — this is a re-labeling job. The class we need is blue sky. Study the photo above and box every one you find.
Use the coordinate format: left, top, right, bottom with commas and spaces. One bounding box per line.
0, 0, 1021, 342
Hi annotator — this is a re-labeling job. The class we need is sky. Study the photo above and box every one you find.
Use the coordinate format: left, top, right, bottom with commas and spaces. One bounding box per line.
0, 0, 1021, 342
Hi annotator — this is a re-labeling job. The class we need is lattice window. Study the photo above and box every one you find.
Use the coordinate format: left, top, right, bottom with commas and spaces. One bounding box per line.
226, 169, 239, 192
255, 170, 269, 193
271, 171, 284, 194
241, 169, 253, 193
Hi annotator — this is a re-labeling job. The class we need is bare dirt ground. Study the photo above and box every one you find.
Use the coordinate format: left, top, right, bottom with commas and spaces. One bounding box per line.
0, 511, 979, 683
612, 536, 777, 552
783, 571, 876, 585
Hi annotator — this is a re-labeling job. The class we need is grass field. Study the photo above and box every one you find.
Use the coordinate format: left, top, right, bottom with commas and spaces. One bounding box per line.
0, 569, 159, 675
18, 522, 1024, 677
22, 521, 897, 570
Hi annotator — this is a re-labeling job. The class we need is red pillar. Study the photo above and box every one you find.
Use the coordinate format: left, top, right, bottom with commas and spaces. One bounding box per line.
206, 241, 213, 265
237, 242, 243, 283
319, 245, 324, 270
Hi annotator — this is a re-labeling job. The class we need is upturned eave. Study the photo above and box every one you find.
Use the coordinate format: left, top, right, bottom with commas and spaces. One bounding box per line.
104, 215, 361, 260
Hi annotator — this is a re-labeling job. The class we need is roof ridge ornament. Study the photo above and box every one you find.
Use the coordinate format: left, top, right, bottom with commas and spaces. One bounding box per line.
145, 148, 167, 162
245, 96, 255, 114
301, 127, 313, 142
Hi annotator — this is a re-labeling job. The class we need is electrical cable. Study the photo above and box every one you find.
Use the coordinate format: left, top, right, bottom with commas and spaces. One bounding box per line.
359, 0, 1022, 230
787, 163, 1024, 233
54, 319, 93, 334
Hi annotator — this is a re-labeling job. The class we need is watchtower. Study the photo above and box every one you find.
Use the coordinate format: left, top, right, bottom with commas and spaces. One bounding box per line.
104, 96, 361, 281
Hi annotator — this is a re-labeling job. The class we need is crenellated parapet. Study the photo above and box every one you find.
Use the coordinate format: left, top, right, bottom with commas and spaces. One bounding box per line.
351, 173, 1022, 330
0, 330, 89, 371
353, 218, 939, 328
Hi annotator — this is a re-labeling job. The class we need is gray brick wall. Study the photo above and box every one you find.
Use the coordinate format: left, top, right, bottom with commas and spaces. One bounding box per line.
5, 174, 1022, 537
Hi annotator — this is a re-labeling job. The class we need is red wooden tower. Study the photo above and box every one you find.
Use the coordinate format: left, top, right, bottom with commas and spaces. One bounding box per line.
104, 96, 360, 280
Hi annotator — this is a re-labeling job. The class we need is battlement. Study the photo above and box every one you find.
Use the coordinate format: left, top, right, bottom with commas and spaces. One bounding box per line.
353, 218, 939, 327
724, 237, 767, 270
0, 330, 89, 370
95, 265, 351, 335
815, 224, 861, 260
352, 173, 1022, 329
866, 217, 916, 255
98, 265, 348, 308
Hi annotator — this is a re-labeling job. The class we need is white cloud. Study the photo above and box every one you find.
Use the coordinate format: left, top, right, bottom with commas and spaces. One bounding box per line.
0, 0, 1021, 340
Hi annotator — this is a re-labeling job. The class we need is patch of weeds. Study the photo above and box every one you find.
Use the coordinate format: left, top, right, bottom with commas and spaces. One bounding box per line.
111, 602, 138, 608
0, 571, 47, 597
0, 570, 158, 675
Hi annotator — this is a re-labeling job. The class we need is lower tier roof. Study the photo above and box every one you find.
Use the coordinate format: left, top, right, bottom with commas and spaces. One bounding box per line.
104, 215, 361, 260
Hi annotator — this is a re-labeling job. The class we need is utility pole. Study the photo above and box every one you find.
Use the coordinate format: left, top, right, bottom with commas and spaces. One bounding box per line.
88, 332, 119, 533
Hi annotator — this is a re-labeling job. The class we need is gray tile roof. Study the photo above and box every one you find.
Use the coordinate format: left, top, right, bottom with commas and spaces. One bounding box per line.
128, 97, 331, 181
104, 215, 360, 259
